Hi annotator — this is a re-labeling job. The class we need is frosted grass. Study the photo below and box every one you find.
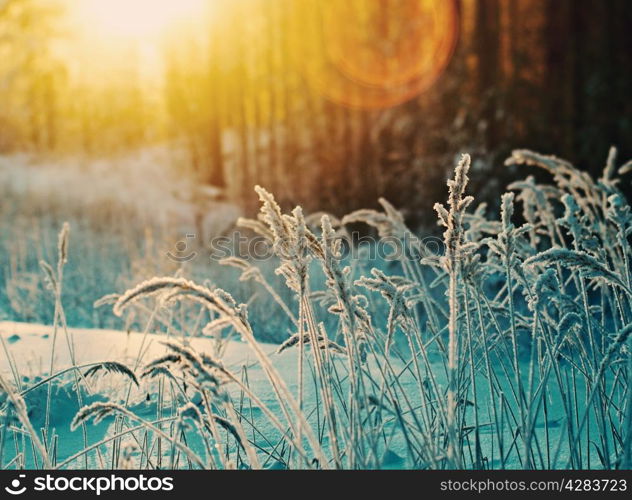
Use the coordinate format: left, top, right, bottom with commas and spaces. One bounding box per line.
0, 148, 631, 469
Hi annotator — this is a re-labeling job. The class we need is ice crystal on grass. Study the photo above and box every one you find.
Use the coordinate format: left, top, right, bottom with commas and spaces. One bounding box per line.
7, 147, 631, 471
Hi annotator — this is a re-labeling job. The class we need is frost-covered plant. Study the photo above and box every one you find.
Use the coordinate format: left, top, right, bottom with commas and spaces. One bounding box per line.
5, 147, 631, 471
433, 153, 473, 467
88, 147, 629, 470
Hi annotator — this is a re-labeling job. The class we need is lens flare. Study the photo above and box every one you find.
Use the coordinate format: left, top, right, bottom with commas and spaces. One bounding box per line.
290, 0, 458, 109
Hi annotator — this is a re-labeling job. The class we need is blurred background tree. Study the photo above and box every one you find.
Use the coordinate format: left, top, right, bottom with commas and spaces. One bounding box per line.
0, 0, 630, 227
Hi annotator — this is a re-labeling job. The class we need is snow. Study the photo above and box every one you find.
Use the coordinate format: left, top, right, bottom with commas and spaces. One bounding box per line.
0, 321, 575, 470
0, 321, 437, 469
0, 321, 294, 468
0, 321, 268, 379
0, 148, 241, 240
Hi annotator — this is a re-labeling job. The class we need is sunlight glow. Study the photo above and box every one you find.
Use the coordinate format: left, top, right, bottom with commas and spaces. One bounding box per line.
78, 0, 207, 39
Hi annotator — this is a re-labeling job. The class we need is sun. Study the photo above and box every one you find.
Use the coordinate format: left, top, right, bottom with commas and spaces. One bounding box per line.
77, 0, 207, 39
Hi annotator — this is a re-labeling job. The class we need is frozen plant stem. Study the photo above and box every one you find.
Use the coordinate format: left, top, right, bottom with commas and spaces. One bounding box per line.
435, 154, 472, 468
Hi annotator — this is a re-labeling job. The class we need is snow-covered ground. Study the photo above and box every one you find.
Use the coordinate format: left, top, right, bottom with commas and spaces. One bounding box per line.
0, 148, 241, 239
0, 321, 269, 380
0, 149, 247, 331
1, 321, 413, 470
0, 321, 300, 468
0, 321, 579, 470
